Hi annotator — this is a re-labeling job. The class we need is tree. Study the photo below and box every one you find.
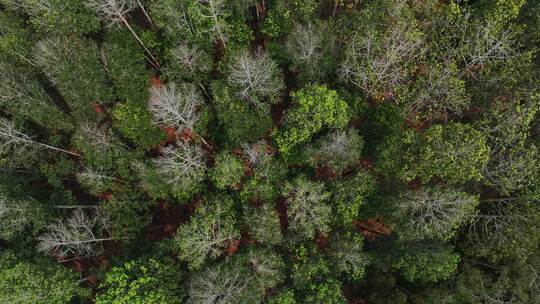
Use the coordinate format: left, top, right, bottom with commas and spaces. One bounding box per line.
174, 195, 240, 269
479, 94, 540, 194
86, 0, 159, 68
150, 0, 230, 49
77, 167, 117, 196
339, 0, 423, 99
392, 187, 479, 241
304, 128, 364, 173
0, 194, 47, 241
153, 141, 207, 200
187, 256, 261, 304
241, 140, 273, 167
0, 118, 81, 161
37, 209, 114, 258
401, 61, 470, 121
283, 176, 332, 240
465, 199, 540, 263
101, 27, 150, 102
71, 122, 128, 171
397, 123, 490, 184
0, 257, 89, 303
331, 170, 375, 226
244, 203, 283, 245
1, 0, 100, 34
99, 190, 153, 239
212, 81, 273, 146
285, 22, 336, 83
290, 245, 348, 304
95, 257, 184, 304
244, 247, 286, 290
0, 62, 73, 131
391, 242, 460, 283
226, 49, 284, 111
274, 84, 350, 156
148, 82, 205, 131
210, 151, 244, 190
165, 41, 212, 82
328, 231, 371, 281
33, 35, 113, 119
113, 99, 166, 149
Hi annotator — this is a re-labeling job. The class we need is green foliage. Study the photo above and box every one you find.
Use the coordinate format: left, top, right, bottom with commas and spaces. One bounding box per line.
269, 290, 297, 304
212, 81, 272, 146
0, 257, 89, 303
291, 245, 348, 304
100, 191, 153, 239
14, 0, 100, 34
112, 100, 166, 150
328, 231, 371, 281
331, 170, 376, 226
33, 35, 113, 119
174, 195, 240, 269
283, 176, 332, 240
102, 28, 151, 102
95, 257, 183, 304
395, 123, 490, 184
392, 187, 479, 241
0, 194, 48, 241
304, 128, 364, 173
244, 203, 283, 245
274, 84, 350, 156
210, 151, 244, 190
391, 242, 460, 283
0, 11, 35, 65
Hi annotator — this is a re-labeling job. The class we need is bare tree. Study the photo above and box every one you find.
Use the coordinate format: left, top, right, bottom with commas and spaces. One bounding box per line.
285, 22, 336, 81
307, 129, 364, 173
149, 82, 203, 131
227, 49, 284, 111
340, 25, 423, 96
241, 140, 272, 167
0, 195, 36, 240
37, 209, 113, 257
283, 177, 332, 240
405, 62, 470, 121
167, 41, 212, 80
199, 0, 228, 46
86, 0, 160, 68
467, 199, 539, 262
77, 166, 118, 195
153, 141, 207, 189
395, 188, 479, 241
188, 261, 259, 304
0, 118, 80, 158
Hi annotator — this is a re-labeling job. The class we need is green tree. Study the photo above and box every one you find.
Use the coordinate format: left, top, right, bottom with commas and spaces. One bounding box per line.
212, 81, 272, 146
397, 123, 490, 184
174, 195, 240, 269
0, 256, 89, 303
0, 194, 48, 241
210, 151, 244, 190
33, 34, 113, 120
339, 0, 423, 99
95, 257, 184, 304
391, 242, 460, 283
331, 170, 376, 226
392, 187, 479, 241
274, 84, 350, 156
282, 176, 332, 240
304, 128, 364, 174
244, 203, 283, 245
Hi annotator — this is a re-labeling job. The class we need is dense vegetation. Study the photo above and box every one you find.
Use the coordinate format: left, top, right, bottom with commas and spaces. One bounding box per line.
0, 0, 539, 303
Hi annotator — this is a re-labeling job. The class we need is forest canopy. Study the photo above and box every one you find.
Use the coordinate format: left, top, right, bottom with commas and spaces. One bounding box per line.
0, 0, 539, 303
